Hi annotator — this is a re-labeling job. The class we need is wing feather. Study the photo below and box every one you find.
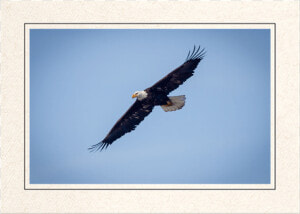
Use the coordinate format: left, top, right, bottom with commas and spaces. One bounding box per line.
89, 100, 154, 151
149, 46, 205, 94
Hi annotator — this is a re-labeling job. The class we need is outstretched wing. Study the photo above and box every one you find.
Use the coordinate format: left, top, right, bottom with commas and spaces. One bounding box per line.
149, 46, 206, 94
89, 100, 154, 151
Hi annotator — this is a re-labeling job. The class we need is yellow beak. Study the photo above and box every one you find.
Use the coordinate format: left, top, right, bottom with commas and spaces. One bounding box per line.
132, 94, 137, 98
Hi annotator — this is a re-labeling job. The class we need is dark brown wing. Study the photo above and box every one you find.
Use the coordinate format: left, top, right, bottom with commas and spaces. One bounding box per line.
149, 46, 205, 94
89, 100, 154, 151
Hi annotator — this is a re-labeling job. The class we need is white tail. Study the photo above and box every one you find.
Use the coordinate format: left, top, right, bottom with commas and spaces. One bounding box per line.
161, 95, 186, 112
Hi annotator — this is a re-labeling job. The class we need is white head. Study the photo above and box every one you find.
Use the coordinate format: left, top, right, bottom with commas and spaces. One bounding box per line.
132, 90, 148, 101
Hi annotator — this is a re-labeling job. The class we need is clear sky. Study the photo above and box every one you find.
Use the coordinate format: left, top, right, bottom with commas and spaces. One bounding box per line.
30, 29, 270, 184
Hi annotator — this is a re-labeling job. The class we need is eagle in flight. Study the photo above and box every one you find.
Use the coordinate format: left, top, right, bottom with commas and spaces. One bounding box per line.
89, 46, 206, 151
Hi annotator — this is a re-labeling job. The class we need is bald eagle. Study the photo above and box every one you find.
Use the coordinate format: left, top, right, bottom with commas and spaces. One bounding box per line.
89, 46, 206, 151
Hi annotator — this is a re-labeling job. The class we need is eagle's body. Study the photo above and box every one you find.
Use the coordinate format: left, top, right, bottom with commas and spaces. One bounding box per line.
89, 46, 205, 151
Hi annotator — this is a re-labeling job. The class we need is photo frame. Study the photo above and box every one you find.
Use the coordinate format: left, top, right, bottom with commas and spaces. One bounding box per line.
1, 1, 299, 213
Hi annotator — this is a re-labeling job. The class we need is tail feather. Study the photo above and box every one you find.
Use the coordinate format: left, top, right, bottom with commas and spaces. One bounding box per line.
161, 95, 186, 112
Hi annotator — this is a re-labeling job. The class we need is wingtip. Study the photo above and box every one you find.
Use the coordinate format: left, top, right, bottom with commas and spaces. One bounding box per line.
88, 141, 110, 152
185, 45, 206, 62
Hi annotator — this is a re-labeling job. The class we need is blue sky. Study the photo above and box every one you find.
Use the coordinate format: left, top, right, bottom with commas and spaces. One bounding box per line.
30, 29, 270, 184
